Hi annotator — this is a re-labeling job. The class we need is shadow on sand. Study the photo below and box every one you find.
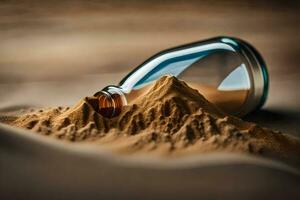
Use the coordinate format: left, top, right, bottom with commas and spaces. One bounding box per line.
244, 109, 300, 137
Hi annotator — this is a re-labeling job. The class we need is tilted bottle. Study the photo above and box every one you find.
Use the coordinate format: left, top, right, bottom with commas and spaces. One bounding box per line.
94, 36, 269, 118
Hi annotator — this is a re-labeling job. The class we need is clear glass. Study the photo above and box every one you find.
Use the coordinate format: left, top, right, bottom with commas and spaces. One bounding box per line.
96, 37, 269, 118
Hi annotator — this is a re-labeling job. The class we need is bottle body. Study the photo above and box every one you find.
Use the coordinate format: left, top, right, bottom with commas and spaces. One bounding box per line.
96, 36, 269, 118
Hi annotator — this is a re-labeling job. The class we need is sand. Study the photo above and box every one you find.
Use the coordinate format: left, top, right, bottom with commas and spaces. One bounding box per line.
1, 76, 300, 166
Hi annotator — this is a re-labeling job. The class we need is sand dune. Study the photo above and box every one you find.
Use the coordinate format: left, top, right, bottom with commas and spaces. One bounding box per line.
2, 76, 299, 169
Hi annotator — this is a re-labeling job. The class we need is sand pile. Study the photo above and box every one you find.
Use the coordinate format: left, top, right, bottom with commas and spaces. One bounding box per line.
2, 76, 300, 163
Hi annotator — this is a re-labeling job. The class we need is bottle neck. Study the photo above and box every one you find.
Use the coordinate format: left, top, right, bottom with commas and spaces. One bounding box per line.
94, 85, 127, 118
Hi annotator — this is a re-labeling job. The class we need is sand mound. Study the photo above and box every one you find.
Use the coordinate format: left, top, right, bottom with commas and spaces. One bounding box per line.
4, 76, 300, 165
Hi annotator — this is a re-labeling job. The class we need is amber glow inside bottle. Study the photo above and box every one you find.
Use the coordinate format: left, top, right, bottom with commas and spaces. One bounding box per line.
94, 36, 269, 118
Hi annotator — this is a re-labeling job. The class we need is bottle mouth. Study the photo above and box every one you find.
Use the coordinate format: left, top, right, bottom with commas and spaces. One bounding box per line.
94, 86, 127, 118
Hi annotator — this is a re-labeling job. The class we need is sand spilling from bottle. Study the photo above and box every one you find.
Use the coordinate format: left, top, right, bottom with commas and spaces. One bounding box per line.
2, 76, 300, 165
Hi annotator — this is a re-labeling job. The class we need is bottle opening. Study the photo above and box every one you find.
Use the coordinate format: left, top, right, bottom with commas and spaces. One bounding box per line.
94, 86, 127, 118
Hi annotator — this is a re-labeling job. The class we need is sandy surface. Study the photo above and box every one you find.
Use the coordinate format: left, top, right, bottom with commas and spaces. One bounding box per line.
0, 1, 300, 199
1, 122, 300, 200
1, 76, 300, 200
3, 76, 300, 167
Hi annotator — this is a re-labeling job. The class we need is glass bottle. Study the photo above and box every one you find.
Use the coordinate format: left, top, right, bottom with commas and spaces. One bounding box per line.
94, 36, 269, 118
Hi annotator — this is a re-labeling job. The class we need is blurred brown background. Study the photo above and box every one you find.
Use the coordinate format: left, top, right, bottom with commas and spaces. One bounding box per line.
0, 0, 299, 134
